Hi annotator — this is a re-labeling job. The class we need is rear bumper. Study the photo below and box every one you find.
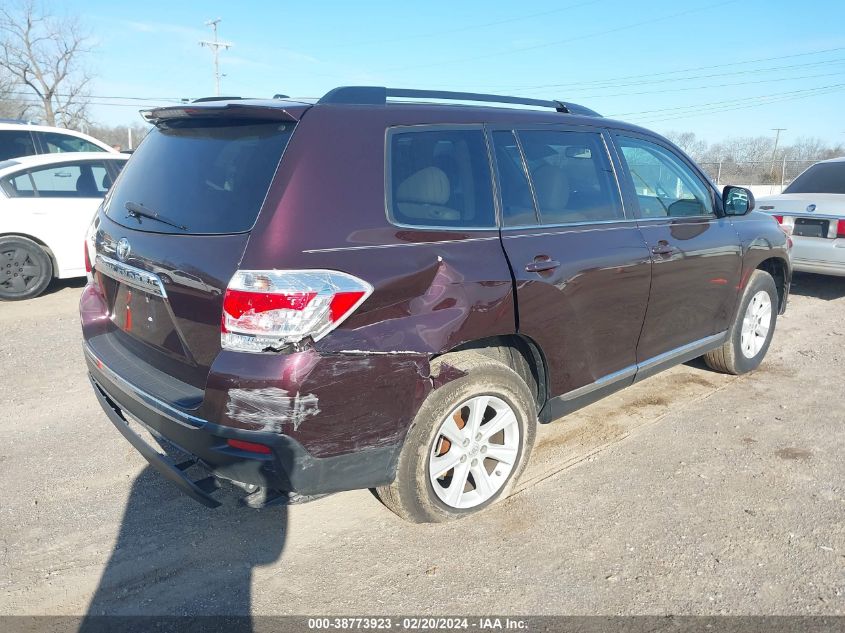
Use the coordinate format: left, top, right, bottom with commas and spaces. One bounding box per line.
85, 345, 408, 500
790, 236, 845, 277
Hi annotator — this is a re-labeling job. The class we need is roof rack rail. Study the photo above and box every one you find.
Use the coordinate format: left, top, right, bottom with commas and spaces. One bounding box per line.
317, 86, 600, 117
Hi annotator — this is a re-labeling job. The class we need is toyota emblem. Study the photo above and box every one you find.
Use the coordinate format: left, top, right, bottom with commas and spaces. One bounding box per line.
116, 238, 131, 262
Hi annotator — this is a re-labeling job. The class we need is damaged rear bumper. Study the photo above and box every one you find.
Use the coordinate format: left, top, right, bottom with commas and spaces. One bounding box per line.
85, 344, 420, 501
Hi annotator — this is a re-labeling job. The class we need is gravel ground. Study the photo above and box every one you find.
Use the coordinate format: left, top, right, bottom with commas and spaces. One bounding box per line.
0, 273, 843, 616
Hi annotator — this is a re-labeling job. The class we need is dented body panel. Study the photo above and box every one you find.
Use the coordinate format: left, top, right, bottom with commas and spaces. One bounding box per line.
202, 349, 431, 458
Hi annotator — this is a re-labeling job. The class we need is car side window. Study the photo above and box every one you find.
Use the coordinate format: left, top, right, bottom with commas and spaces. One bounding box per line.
9, 162, 108, 198
388, 128, 495, 228
1, 172, 37, 197
491, 130, 538, 227
36, 131, 104, 154
616, 136, 714, 218
0, 130, 37, 161
517, 130, 623, 225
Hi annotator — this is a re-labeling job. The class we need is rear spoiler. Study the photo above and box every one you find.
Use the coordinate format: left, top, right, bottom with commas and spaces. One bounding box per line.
140, 101, 307, 125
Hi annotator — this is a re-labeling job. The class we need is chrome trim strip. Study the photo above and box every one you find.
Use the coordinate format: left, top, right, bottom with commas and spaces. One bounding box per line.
559, 364, 637, 401
502, 217, 631, 231
302, 236, 500, 254
635, 215, 717, 223
84, 344, 206, 429
557, 332, 727, 402
636, 332, 727, 371
95, 255, 168, 298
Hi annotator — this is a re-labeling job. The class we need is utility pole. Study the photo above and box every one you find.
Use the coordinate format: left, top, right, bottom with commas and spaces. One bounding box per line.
770, 128, 786, 180
199, 18, 232, 96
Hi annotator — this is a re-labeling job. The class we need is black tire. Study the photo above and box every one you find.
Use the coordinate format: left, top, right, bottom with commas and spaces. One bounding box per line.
703, 269, 778, 375
376, 350, 537, 523
0, 236, 53, 301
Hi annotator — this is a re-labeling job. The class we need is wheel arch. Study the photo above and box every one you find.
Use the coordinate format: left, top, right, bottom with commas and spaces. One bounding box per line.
0, 232, 58, 278
756, 256, 789, 312
436, 334, 549, 416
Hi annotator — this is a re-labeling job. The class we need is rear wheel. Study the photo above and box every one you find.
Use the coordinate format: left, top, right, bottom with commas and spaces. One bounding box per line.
703, 269, 778, 375
376, 350, 536, 523
0, 236, 53, 301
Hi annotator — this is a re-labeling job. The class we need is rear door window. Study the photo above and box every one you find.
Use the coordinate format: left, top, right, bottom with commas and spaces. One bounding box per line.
105, 119, 295, 234
491, 130, 538, 227
35, 131, 106, 153
388, 127, 495, 229
1, 171, 37, 197
517, 130, 623, 225
0, 130, 37, 161
1, 161, 112, 198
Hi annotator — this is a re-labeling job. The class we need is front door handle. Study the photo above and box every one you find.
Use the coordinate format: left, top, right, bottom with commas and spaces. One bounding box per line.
651, 241, 678, 256
525, 257, 561, 273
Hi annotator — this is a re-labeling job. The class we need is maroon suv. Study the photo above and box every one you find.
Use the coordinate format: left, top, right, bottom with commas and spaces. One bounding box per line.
81, 87, 791, 522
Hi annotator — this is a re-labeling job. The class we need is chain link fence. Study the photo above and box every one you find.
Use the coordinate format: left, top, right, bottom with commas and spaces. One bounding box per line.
698, 160, 818, 189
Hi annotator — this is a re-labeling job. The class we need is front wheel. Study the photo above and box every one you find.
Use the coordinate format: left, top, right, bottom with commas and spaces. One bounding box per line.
376, 350, 537, 523
703, 269, 778, 375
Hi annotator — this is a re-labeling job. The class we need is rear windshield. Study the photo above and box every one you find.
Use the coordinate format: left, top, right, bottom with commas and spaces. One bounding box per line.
105, 119, 295, 234
784, 162, 845, 195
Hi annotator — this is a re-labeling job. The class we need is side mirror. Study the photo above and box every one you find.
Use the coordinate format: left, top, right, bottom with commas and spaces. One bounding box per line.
722, 185, 755, 216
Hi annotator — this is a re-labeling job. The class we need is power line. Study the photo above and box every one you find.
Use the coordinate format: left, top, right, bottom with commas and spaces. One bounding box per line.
611, 83, 845, 118
511, 58, 845, 94
473, 45, 845, 92
567, 67, 845, 100
316, 0, 601, 50
378, 0, 738, 73
627, 84, 845, 124
3, 90, 183, 102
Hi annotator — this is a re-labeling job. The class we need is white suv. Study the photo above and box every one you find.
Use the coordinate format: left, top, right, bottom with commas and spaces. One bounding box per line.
0, 121, 117, 161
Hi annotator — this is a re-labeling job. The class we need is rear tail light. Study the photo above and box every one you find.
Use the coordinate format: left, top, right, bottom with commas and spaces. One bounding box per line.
772, 214, 793, 237
84, 211, 99, 281
837, 219, 845, 239
221, 270, 373, 353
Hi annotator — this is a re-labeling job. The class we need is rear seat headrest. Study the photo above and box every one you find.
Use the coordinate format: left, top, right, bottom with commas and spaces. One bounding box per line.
396, 167, 450, 205
532, 163, 570, 211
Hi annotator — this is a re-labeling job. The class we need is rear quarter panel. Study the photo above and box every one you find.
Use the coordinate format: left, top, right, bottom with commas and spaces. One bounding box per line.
240, 105, 517, 355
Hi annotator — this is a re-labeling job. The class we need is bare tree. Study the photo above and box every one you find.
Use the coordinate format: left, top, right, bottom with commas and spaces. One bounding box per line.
87, 122, 151, 150
0, 69, 33, 119
664, 131, 707, 161
0, 0, 92, 127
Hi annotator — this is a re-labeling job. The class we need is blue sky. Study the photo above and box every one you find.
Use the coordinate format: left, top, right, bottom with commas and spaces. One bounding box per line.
72, 0, 845, 144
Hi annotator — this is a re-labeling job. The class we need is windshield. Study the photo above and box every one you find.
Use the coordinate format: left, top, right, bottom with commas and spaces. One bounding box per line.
105, 118, 295, 234
784, 162, 845, 195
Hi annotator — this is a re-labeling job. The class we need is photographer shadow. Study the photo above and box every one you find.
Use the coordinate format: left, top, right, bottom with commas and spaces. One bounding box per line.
79, 466, 287, 632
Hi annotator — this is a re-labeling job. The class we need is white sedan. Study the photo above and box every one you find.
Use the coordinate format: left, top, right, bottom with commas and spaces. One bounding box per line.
0, 152, 128, 300
758, 157, 845, 277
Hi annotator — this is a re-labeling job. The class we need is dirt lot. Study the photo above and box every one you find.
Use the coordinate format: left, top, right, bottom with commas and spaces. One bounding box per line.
0, 273, 843, 616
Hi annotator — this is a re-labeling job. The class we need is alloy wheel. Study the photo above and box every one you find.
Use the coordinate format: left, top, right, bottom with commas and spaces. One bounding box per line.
740, 290, 772, 358
428, 395, 520, 509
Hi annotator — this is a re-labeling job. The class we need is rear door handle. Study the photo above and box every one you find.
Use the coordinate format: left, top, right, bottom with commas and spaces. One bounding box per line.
651, 241, 678, 256
525, 258, 561, 273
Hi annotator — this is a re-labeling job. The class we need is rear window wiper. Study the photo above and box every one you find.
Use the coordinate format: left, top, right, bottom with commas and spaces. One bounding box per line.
125, 201, 189, 231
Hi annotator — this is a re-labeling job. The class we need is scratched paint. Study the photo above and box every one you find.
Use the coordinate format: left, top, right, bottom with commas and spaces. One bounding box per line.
225, 387, 321, 432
